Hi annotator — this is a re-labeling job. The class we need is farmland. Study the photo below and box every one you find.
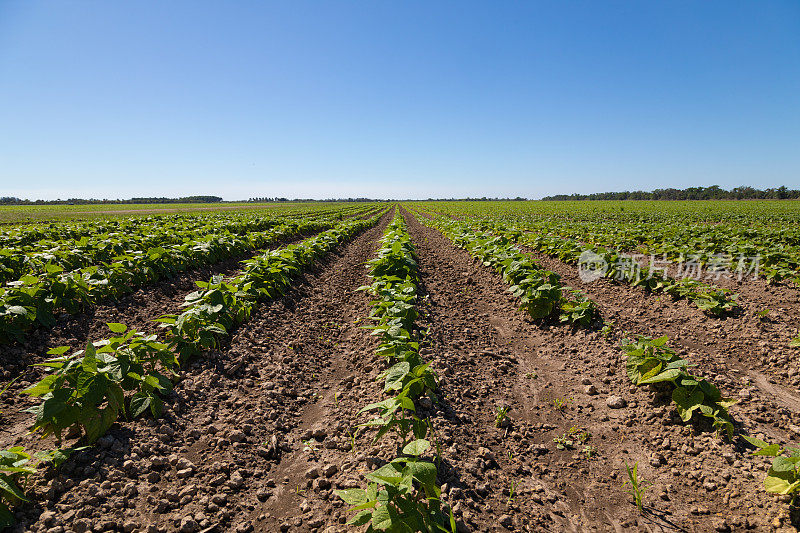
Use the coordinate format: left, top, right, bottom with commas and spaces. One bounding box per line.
1, 200, 800, 532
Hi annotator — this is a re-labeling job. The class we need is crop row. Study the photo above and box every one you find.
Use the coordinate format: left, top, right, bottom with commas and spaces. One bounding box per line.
0, 217, 344, 345
415, 206, 739, 317
0, 204, 379, 284
0, 203, 369, 249
513, 226, 738, 316
413, 210, 597, 327
0, 212, 384, 528
520, 218, 799, 286
615, 334, 800, 508
413, 206, 795, 513
336, 214, 454, 531
418, 201, 800, 286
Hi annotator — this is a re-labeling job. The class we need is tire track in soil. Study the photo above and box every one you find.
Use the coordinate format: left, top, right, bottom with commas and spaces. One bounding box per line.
523, 249, 800, 443
7, 211, 391, 533
402, 209, 781, 533
237, 208, 394, 532
513, 231, 800, 398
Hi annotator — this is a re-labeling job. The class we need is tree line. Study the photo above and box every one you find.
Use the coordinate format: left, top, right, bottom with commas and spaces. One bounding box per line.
0, 196, 223, 205
541, 185, 800, 201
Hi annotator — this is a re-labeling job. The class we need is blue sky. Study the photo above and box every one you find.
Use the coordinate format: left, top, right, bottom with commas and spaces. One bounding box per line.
1, 1, 798, 200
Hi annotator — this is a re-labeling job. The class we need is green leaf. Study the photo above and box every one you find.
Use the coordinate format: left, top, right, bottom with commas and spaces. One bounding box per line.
365, 462, 403, 486
107, 322, 127, 333
335, 488, 368, 506
0, 502, 14, 528
402, 439, 430, 457
764, 467, 800, 495
638, 367, 682, 385
149, 393, 164, 418
80, 405, 118, 443
348, 509, 373, 526
20, 375, 59, 397
772, 456, 800, 473
46, 346, 70, 356
742, 435, 781, 456
371, 503, 393, 529
384, 362, 411, 391
0, 473, 28, 502
672, 386, 704, 422
129, 392, 151, 419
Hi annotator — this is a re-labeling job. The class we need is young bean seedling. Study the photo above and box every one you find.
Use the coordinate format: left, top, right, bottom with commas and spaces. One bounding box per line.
495, 406, 511, 428
623, 461, 651, 512
551, 396, 573, 412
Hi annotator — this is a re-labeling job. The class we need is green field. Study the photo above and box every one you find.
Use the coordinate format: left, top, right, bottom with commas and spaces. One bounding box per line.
0, 202, 362, 224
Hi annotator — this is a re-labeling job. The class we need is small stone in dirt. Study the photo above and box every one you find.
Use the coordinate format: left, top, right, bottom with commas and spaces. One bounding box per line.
177, 468, 194, 479
477, 447, 496, 461
180, 516, 199, 533
123, 460, 138, 476
322, 464, 338, 477
499, 514, 513, 529
584, 384, 598, 395
606, 396, 627, 409
305, 466, 320, 479
738, 389, 751, 400
711, 517, 730, 532
229, 430, 246, 443
235, 522, 254, 533
228, 471, 245, 490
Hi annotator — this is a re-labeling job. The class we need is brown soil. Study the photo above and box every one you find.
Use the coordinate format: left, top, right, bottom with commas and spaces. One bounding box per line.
3, 208, 798, 533
524, 249, 800, 431
0, 227, 340, 452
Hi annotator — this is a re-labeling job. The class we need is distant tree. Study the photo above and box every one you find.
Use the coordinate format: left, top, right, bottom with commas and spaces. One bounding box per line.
540, 185, 800, 201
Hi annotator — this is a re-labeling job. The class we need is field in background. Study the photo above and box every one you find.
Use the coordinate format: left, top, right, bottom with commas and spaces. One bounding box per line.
0, 201, 366, 223
1, 200, 800, 531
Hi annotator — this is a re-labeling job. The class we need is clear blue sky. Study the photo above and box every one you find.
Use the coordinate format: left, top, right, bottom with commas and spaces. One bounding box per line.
1, 1, 798, 200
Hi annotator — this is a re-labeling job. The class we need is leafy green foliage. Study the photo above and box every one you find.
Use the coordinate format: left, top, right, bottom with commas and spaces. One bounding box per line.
335, 454, 453, 532
0, 447, 35, 528
339, 215, 452, 532
0, 213, 359, 344
495, 406, 511, 428
21, 323, 177, 443
425, 219, 597, 326
553, 426, 590, 450
0, 445, 85, 527
622, 336, 736, 438
743, 436, 800, 499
